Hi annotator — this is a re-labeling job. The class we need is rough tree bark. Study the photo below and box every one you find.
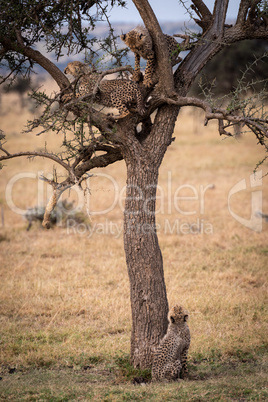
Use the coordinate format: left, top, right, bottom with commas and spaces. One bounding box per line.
120, 107, 179, 367
121, 0, 268, 368
124, 162, 168, 368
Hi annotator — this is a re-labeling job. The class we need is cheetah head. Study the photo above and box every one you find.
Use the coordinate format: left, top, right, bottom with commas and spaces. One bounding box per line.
120, 31, 144, 51
168, 305, 189, 325
64, 61, 91, 78
120, 26, 152, 52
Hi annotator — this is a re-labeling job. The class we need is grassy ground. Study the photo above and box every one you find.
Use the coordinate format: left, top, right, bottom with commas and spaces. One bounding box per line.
0, 87, 267, 400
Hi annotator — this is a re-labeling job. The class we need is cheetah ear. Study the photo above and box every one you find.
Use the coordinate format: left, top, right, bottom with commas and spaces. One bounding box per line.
184, 314, 188, 322
139, 33, 143, 39
170, 316, 175, 323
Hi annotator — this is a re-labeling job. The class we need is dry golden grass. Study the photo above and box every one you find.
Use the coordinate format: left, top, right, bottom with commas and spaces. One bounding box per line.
0, 85, 267, 399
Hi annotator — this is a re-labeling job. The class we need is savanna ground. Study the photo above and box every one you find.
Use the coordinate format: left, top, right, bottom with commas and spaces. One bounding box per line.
0, 80, 267, 401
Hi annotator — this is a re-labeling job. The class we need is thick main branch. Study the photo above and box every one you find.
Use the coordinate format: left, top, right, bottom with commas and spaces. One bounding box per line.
132, 0, 174, 95
1, 31, 70, 90
175, 0, 268, 91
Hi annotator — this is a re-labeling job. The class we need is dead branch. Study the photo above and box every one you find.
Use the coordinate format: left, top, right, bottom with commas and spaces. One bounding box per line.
191, 0, 212, 31
42, 186, 66, 229
39, 143, 123, 228
174, 0, 268, 92
0, 150, 70, 170
211, 0, 229, 36
192, 0, 212, 18
162, 94, 268, 138
172, 34, 191, 50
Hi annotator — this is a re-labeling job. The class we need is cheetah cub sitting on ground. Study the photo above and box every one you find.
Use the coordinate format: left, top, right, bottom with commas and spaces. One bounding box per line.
152, 304, 190, 382
120, 25, 182, 88
64, 61, 146, 118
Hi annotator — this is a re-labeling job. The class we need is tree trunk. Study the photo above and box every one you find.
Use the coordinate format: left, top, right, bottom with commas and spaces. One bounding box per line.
123, 157, 169, 368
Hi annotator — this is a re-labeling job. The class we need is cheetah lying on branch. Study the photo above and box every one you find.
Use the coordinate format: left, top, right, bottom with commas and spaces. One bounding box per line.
64, 61, 146, 118
152, 304, 191, 382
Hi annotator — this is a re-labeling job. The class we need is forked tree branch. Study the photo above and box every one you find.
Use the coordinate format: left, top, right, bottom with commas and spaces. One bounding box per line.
192, 0, 212, 18
175, 0, 268, 91
40, 146, 123, 227
191, 0, 212, 31
162, 94, 268, 138
0, 136, 124, 227
237, 0, 251, 24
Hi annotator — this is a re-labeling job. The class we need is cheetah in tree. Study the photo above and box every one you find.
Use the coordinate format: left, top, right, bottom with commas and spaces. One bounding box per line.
120, 25, 182, 88
152, 304, 190, 382
64, 61, 146, 118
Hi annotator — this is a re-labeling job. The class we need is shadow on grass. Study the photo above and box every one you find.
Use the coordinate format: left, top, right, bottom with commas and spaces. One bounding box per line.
0, 349, 267, 401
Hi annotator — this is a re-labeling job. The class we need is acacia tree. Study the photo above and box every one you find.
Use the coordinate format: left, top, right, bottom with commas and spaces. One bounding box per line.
0, 0, 267, 369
